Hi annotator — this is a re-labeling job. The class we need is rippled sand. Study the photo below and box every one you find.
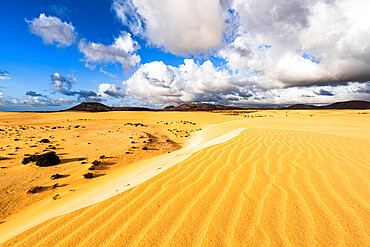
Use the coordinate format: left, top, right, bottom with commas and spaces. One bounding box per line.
1, 110, 369, 246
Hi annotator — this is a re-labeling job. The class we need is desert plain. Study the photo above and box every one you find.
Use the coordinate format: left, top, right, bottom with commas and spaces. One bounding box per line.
0, 109, 369, 246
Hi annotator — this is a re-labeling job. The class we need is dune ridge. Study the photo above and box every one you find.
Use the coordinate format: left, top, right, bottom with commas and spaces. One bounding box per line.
2, 127, 369, 246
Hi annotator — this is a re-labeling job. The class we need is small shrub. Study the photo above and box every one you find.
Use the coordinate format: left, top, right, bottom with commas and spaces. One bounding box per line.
99, 155, 106, 159
36, 152, 60, 167
92, 160, 100, 166
14, 138, 19, 141
22, 155, 35, 164
51, 173, 63, 180
142, 147, 148, 150
52, 183, 59, 189
27, 186, 44, 194
40, 139, 50, 143
22, 152, 60, 167
83, 172, 94, 179
52, 194, 60, 200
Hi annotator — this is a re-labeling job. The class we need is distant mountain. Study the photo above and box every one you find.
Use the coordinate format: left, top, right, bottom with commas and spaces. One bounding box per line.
285, 100, 370, 110
163, 103, 245, 111
66, 100, 369, 112
66, 102, 245, 112
285, 104, 319, 110
320, 100, 370, 109
110, 107, 152, 111
68, 102, 112, 112
163, 105, 175, 110
67, 102, 151, 112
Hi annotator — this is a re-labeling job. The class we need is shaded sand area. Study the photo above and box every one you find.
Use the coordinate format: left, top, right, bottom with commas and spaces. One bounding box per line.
0, 110, 369, 246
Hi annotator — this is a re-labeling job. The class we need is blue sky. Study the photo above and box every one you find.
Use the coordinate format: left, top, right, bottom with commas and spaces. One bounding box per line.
0, 0, 369, 111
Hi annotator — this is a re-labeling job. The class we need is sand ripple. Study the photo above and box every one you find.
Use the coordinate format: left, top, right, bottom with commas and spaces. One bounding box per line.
2, 128, 370, 246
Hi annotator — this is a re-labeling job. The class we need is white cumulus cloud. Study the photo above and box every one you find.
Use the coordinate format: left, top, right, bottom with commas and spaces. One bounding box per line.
219, 0, 370, 88
113, 0, 225, 55
124, 59, 237, 104
98, 83, 125, 98
122, 59, 370, 106
78, 31, 140, 71
27, 13, 77, 47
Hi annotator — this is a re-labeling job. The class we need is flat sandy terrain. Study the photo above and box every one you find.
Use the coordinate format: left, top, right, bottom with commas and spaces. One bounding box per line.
0, 110, 369, 246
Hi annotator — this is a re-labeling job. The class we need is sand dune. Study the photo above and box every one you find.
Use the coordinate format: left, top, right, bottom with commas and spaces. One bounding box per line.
2, 123, 369, 246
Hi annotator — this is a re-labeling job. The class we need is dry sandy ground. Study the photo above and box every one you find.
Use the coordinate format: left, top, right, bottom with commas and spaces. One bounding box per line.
0, 110, 369, 246
0, 111, 216, 220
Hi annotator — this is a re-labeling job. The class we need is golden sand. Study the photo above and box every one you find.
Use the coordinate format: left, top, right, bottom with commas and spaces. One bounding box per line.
0, 110, 369, 246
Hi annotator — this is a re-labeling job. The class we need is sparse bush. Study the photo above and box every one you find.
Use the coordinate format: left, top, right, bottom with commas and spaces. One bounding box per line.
22, 151, 60, 167
92, 160, 100, 166
83, 172, 94, 179
51, 174, 63, 180
52, 194, 60, 200
36, 152, 60, 167
27, 186, 44, 194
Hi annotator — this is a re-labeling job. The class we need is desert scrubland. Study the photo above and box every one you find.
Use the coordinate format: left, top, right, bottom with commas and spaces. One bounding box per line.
0, 109, 369, 246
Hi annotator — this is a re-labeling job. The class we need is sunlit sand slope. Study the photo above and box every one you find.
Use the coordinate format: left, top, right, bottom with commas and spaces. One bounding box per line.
3, 128, 370, 246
